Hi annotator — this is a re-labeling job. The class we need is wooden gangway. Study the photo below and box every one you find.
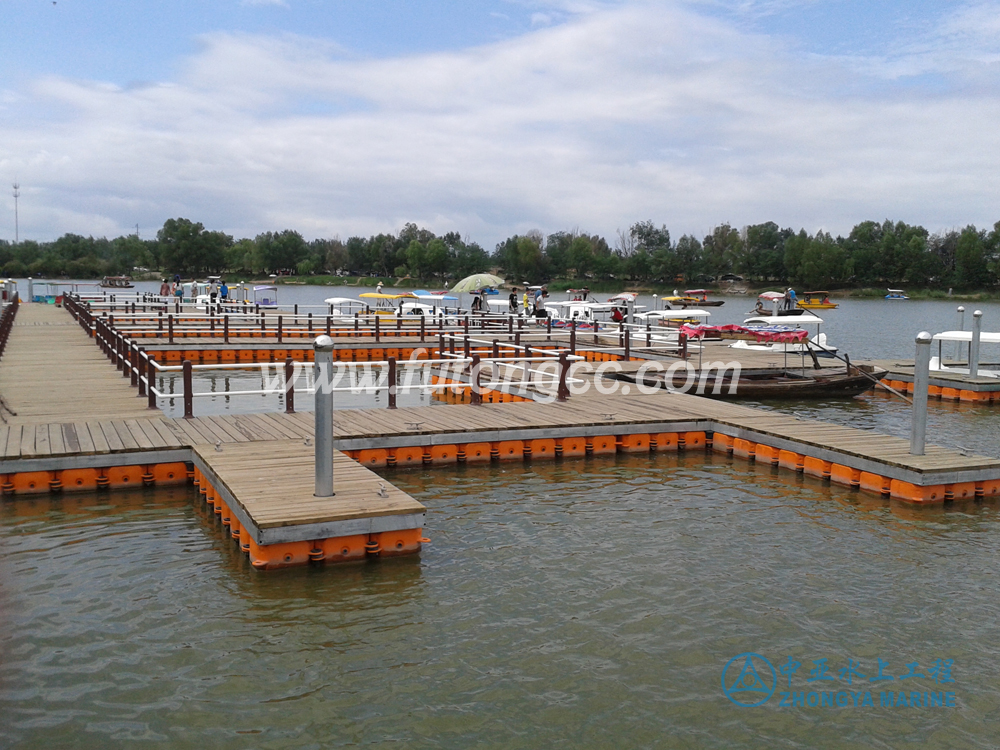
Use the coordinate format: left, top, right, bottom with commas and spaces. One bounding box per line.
0, 303, 157, 424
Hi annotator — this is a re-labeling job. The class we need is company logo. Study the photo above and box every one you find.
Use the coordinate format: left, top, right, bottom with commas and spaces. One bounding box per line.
722, 653, 776, 707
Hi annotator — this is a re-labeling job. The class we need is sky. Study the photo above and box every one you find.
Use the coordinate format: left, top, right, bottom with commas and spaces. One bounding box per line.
2, 0, 1000, 250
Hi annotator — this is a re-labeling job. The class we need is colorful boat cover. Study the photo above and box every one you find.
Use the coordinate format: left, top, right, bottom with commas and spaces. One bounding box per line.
678, 323, 809, 342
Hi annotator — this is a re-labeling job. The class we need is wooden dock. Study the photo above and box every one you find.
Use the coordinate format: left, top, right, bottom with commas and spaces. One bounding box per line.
864, 358, 1000, 403
2, 300, 1000, 570
191, 440, 426, 569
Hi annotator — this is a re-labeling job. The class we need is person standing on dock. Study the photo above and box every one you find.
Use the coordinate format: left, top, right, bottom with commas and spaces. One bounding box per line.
509, 287, 519, 313
220, 280, 229, 300
159, 279, 170, 297
783, 288, 792, 311
209, 280, 219, 303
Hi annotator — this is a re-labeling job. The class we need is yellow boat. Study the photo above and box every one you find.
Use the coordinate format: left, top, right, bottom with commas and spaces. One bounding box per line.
797, 291, 838, 310
359, 292, 418, 315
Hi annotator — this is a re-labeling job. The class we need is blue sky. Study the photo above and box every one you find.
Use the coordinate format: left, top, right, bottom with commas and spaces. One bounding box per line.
2, 0, 999, 248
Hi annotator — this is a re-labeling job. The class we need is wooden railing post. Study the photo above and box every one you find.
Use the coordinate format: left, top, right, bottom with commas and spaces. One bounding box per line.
284, 358, 295, 413
470, 354, 482, 405
557, 350, 569, 402
147, 355, 157, 409
183, 360, 194, 418
387, 357, 397, 409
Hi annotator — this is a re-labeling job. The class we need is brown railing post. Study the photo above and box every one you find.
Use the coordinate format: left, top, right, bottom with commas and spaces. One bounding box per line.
183, 359, 194, 418
420, 315, 425, 342
387, 356, 397, 409
492, 339, 499, 359
680, 331, 688, 360
284, 357, 295, 413
624, 329, 630, 361
137, 349, 147, 396
147, 356, 157, 409
464, 335, 470, 360
168, 314, 174, 344
557, 350, 569, 402
326, 316, 331, 336
129, 342, 138, 386
277, 315, 283, 344
223, 314, 229, 344
374, 314, 380, 343
570, 320, 576, 355
470, 354, 482, 405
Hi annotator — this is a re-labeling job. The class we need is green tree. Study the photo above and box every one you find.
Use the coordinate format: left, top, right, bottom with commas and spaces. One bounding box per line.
955, 226, 991, 288
157, 218, 230, 275
405, 239, 426, 278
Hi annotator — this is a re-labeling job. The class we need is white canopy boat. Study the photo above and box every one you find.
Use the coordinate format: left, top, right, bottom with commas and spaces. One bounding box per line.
929, 330, 1000, 378
731, 314, 837, 356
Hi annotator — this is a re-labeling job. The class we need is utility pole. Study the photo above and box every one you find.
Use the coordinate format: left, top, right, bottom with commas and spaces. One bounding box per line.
12, 181, 20, 244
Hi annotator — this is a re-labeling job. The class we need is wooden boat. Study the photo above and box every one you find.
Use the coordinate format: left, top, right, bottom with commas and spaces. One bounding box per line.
797, 291, 838, 309
101, 276, 134, 289
622, 365, 887, 400
682, 289, 725, 307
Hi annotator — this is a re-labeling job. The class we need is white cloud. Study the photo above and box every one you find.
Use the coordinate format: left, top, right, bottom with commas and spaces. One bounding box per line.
241, 0, 288, 7
2, 1, 1000, 247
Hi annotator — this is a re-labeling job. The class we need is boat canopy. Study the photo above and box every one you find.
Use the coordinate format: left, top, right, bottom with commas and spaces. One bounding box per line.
803, 291, 830, 296
324, 297, 364, 305
932, 331, 1000, 344
635, 309, 711, 321
684, 289, 710, 295
887, 288, 906, 294
744, 314, 823, 327
758, 291, 785, 301
413, 292, 458, 301
681, 323, 810, 343
608, 292, 639, 302
254, 285, 277, 292
359, 292, 418, 300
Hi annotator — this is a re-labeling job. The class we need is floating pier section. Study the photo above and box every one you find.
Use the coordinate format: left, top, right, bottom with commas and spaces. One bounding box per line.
0, 295, 998, 571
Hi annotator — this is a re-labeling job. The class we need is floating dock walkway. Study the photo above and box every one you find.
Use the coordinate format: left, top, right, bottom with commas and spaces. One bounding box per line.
1, 298, 999, 571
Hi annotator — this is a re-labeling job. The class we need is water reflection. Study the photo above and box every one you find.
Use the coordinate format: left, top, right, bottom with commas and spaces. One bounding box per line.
3, 455, 1000, 748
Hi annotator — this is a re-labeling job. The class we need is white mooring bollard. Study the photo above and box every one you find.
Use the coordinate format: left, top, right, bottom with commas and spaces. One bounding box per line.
314, 335, 335, 497
910, 331, 932, 456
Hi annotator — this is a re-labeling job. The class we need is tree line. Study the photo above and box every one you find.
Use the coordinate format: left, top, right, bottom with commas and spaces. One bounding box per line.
1, 217, 998, 289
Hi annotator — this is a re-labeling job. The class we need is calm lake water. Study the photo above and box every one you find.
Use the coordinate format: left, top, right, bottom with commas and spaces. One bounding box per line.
3, 284, 999, 747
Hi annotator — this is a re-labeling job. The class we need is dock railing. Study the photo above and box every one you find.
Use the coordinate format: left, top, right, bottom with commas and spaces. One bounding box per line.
83, 306, 588, 417
66, 294, 688, 360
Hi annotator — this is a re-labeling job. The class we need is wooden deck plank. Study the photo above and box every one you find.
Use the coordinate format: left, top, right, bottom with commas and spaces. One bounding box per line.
121, 419, 155, 450
61, 424, 81, 454
74, 423, 97, 454
4, 425, 21, 458
34, 424, 52, 456
19, 425, 36, 458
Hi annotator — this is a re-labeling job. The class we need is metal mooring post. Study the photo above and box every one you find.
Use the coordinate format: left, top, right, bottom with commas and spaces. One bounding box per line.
956, 306, 965, 362
314, 335, 335, 498
970, 310, 983, 378
910, 331, 932, 455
